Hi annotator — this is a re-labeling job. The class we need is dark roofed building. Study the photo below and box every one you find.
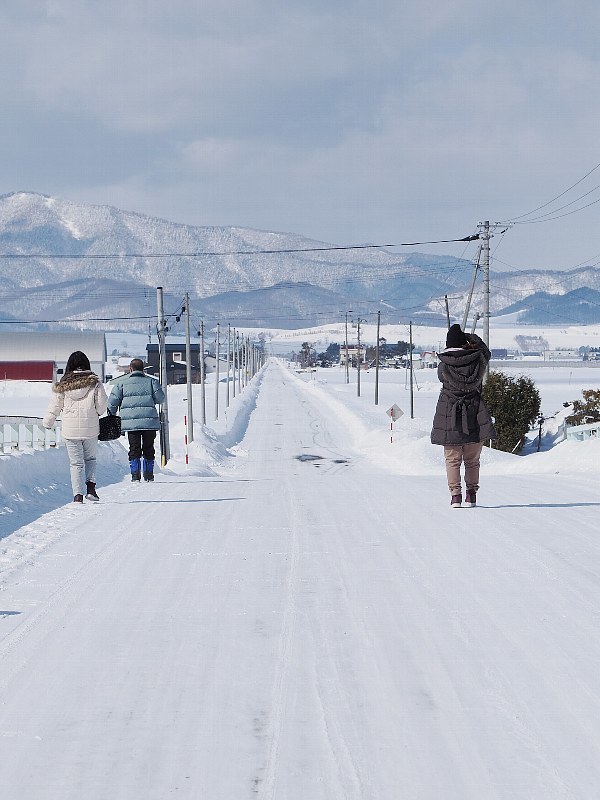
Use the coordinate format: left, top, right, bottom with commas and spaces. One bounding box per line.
146, 343, 202, 385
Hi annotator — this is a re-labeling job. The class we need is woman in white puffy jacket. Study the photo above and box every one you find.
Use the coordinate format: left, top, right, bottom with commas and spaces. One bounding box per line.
43, 351, 108, 503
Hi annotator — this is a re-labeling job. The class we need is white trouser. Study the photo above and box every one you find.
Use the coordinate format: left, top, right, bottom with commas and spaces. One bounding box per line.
64, 437, 98, 496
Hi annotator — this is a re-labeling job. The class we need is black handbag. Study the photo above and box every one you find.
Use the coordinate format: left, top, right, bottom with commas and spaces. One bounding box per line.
99, 412, 122, 441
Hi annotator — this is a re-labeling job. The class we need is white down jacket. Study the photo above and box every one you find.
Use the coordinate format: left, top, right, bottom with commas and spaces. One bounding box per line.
43, 370, 108, 440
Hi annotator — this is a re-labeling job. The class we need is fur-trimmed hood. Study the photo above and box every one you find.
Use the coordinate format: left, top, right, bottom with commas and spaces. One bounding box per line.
53, 370, 100, 396
44, 369, 108, 439
437, 348, 487, 395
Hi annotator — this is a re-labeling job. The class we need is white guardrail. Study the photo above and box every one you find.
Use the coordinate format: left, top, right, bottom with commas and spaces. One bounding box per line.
0, 417, 61, 453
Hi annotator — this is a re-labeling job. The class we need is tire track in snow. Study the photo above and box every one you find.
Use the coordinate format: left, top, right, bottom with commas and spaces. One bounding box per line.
253, 380, 301, 798
255, 372, 368, 799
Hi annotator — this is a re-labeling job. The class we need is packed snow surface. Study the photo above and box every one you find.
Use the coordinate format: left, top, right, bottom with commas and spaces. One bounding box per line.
0, 361, 599, 799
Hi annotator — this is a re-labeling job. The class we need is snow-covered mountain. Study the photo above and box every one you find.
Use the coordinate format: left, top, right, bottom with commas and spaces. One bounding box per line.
1, 191, 599, 329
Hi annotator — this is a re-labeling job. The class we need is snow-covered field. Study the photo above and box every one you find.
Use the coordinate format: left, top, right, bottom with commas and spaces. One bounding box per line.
252, 319, 600, 354
0, 360, 599, 798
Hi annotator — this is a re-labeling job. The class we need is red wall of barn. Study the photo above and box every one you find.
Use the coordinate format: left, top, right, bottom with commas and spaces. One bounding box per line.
0, 362, 55, 381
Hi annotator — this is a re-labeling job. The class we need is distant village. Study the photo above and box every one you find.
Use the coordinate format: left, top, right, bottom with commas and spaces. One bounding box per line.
0, 331, 599, 387
290, 335, 600, 370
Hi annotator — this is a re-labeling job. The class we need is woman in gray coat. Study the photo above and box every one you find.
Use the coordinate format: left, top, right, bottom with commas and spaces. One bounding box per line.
431, 324, 496, 508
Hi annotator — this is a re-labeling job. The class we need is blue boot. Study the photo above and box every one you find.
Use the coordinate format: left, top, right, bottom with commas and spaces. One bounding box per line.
130, 457, 141, 482
142, 458, 155, 482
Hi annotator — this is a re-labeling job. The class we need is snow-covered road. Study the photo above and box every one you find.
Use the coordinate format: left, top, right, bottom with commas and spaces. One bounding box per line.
1, 361, 600, 799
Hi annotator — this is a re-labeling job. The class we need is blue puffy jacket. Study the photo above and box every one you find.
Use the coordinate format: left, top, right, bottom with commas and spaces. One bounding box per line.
107, 371, 165, 431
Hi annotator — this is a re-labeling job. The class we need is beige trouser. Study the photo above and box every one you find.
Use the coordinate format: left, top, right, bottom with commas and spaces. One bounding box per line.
443, 442, 484, 495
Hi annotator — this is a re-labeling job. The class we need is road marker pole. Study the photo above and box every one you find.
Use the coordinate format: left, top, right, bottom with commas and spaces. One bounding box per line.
386, 404, 403, 444
184, 415, 189, 466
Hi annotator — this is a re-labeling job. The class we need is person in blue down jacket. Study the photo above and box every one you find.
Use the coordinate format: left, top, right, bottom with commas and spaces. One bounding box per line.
107, 358, 165, 482
430, 324, 496, 509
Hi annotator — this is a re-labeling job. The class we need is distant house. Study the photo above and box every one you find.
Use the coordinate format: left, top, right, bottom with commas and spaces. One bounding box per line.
419, 351, 438, 369
339, 346, 360, 367
0, 332, 106, 380
146, 343, 202, 385
547, 349, 580, 361
204, 354, 229, 375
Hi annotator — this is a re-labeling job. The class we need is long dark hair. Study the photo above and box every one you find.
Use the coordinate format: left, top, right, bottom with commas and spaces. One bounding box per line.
65, 351, 91, 373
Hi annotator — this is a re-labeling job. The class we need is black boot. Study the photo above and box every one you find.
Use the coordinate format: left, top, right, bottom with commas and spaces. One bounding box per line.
86, 481, 99, 501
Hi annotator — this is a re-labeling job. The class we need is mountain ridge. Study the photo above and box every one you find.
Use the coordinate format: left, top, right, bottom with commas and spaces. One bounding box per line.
0, 191, 599, 329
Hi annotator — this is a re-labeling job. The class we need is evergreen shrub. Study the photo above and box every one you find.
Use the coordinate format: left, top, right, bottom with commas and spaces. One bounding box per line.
565, 389, 600, 425
482, 370, 541, 453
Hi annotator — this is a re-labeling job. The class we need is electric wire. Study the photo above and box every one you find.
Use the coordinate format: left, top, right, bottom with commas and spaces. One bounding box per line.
502, 159, 600, 223
0, 253, 481, 301
0, 234, 480, 260
506, 185, 600, 225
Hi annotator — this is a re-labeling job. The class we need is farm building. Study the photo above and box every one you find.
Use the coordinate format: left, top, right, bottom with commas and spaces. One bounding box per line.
0, 332, 106, 381
145, 343, 202, 385
0, 361, 56, 381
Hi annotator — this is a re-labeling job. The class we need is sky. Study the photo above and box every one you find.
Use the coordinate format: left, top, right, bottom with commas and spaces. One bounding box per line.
1, 1, 600, 272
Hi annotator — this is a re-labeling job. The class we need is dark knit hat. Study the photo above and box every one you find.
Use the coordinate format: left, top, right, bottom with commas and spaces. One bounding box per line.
446, 324, 468, 349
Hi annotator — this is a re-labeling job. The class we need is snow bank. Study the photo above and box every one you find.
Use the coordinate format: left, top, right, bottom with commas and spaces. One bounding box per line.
0, 441, 128, 545
284, 362, 600, 478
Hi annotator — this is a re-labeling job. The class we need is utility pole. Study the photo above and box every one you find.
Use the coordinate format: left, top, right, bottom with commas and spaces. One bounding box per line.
480, 220, 490, 349
214, 323, 220, 420
232, 327, 237, 399
462, 243, 482, 331
156, 287, 170, 464
226, 323, 231, 408
409, 321, 414, 419
375, 309, 381, 406
184, 292, 194, 444
237, 332, 242, 394
199, 320, 206, 425
356, 317, 364, 397
344, 311, 351, 384
444, 295, 451, 329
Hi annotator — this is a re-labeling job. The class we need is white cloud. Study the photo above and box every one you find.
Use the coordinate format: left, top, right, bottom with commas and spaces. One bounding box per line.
1, 0, 600, 269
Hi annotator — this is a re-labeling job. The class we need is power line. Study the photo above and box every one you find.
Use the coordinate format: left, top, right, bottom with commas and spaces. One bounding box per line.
492, 246, 600, 273
502, 160, 600, 222
0, 260, 481, 304
508, 194, 600, 225
0, 315, 155, 325
0, 234, 480, 260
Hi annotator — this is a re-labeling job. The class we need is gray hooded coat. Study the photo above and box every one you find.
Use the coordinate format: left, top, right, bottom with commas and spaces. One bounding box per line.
430, 334, 496, 446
